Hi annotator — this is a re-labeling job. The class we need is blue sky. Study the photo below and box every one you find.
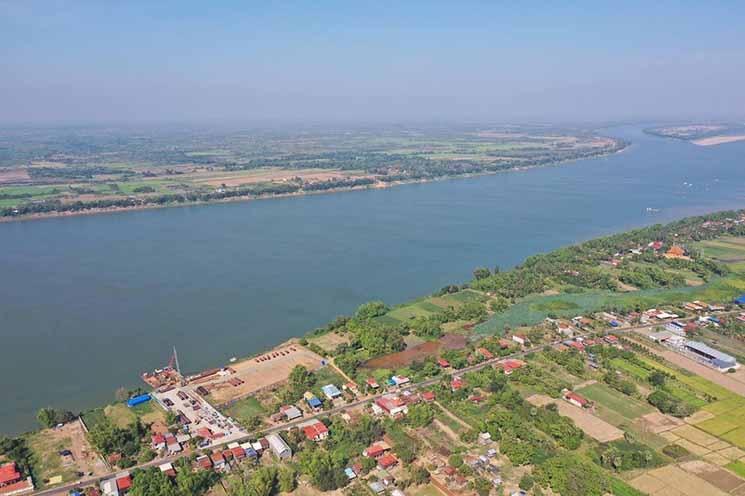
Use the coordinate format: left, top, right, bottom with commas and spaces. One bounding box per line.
2, 1, 744, 124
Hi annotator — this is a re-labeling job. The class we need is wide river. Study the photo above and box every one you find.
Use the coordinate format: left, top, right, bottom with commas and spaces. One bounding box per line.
2, 126, 745, 435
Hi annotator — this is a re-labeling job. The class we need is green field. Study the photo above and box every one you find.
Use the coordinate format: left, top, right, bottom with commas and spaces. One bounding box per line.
475, 273, 745, 335
577, 383, 653, 425
726, 460, 745, 479
378, 290, 480, 325
223, 396, 266, 425
696, 237, 745, 263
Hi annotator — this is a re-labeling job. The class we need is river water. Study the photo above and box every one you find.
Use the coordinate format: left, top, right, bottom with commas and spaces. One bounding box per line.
1, 126, 744, 435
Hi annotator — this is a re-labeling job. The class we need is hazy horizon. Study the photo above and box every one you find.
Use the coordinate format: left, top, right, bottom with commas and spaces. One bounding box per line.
2, 1, 744, 125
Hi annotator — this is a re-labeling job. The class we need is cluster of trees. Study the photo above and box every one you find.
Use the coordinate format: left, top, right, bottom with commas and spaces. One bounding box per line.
469, 210, 743, 304
225, 465, 296, 496
533, 453, 612, 496
647, 390, 694, 418
129, 461, 218, 496
595, 438, 664, 472
36, 408, 77, 428
618, 264, 686, 289
88, 417, 145, 465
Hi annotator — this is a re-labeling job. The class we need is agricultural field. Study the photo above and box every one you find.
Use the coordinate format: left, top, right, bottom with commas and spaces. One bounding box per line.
696, 237, 745, 264
0, 125, 625, 219
576, 382, 654, 426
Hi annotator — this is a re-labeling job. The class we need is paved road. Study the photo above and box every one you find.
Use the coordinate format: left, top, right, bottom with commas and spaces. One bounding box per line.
35, 312, 733, 495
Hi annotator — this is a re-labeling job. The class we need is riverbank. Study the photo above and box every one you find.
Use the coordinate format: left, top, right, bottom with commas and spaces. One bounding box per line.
0, 141, 628, 224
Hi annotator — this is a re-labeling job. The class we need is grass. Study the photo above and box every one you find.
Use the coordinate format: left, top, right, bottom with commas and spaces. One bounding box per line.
696, 237, 745, 262
577, 383, 652, 423
610, 478, 647, 496
223, 396, 266, 425
726, 460, 745, 478
80, 408, 107, 431
408, 484, 445, 496
25, 431, 77, 487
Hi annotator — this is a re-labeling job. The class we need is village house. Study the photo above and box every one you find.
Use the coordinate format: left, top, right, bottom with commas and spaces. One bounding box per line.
366, 377, 380, 389
375, 395, 408, 417
151, 434, 166, 451
512, 334, 528, 346
498, 359, 525, 375
437, 358, 450, 368
159, 462, 176, 477
363, 441, 391, 458
451, 377, 464, 391
210, 450, 226, 471
377, 453, 399, 470
421, 391, 436, 402
302, 420, 330, 442
321, 384, 342, 400
477, 347, 494, 360
0, 462, 34, 496
303, 392, 322, 410
196, 455, 213, 471
563, 389, 591, 409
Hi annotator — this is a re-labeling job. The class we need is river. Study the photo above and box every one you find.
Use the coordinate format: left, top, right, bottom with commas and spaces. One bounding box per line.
1, 125, 744, 435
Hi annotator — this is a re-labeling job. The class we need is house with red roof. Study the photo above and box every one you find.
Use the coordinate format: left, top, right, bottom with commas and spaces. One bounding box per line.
196, 455, 213, 471
421, 391, 435, 402
567, 340, 585, 352
451, 377, 464, 391
366, 378, 380, 389
0, 462, 34, 496
375, 395, 408, 417
377, 454, 398, 470
437, 358, 450, 368
477, 347, 494, 360
196, 427, 214, 440
150, 434, 166, 451
498, 339, 512, 349
498, 359, 525, 375
563, 390, 590, 409
231, 446, 246, 461
302, 420, 330, 442
604, 334, 618, 344
0, 463, 22, 488
158, 462, 176, 477
116, 474, 132, 493
363, 442, 391, 458
210, 451, 226, 470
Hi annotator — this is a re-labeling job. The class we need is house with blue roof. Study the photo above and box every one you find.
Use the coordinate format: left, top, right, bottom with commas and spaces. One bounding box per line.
735, 294, 745, 305
321, 384, 342, 400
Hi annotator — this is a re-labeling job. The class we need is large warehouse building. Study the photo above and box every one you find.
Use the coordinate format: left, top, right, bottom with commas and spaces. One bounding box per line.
684, 341, 738, 371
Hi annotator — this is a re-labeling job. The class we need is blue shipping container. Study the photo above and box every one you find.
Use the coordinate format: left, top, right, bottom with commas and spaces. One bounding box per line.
127, 393, 152, 407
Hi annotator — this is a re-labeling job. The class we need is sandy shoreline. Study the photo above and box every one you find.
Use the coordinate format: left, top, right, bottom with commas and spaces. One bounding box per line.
692, 135, 745, 146
0, 144, 627, 224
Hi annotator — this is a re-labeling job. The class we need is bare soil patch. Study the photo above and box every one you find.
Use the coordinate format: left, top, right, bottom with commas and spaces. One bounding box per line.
640, 412, 685, 434
680, 460, 745, 493
308, 332, 350, 353
198, 345, 325, 405
363, 334, 467, 369
0, 169, 30, 184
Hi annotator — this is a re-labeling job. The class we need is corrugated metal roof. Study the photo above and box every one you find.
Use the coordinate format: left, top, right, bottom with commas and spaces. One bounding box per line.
685, 340, 736, 363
